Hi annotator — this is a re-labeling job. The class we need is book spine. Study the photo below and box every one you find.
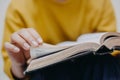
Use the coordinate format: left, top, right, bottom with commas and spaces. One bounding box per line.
95, 45, 113, 55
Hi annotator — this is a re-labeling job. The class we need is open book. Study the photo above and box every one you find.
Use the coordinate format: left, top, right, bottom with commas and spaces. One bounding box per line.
24, 32, 120, 74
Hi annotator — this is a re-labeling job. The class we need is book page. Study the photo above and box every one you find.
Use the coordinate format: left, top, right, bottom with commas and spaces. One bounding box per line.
26, 42, 100, 72
57, 33, 107, 46
30, 43, 72, 59
56, 41, 79, 46
30, 32, 106, 59
77, 32, 106, 44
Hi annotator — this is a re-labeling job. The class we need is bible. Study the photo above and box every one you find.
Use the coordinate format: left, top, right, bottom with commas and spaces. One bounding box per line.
24, 32, 120, 74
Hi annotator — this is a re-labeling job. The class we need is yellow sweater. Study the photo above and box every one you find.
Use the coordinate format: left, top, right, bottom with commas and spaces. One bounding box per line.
2, 0, 116, 79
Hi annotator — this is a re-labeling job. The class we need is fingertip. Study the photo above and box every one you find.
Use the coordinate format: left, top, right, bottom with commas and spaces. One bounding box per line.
14, 47, 20, 53
37, 38, 43, 44
4, 42, 20, 53
23, 43, 30, 50
31, 41, 38, 47
4, 42, 10, 49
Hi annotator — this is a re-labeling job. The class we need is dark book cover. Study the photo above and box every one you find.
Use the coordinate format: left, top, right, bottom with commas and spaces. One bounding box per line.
28, 54, 120, 80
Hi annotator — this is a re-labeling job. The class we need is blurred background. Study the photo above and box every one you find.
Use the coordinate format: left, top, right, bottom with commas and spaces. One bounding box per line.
0, 0, 120, 80
0, 0, 10, 80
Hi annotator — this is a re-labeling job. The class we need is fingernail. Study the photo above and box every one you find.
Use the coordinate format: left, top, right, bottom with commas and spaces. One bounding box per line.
32, 41, 38, 46
14, 47, 20, 52
37, 38, 43, 43
23, 43, 30, 50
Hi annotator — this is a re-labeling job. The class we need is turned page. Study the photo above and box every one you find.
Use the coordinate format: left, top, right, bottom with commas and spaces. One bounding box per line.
77, 32, 106, 44
30, 43, 73, 59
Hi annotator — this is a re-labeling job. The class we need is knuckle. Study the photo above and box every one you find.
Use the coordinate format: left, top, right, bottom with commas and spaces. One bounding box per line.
10, 32, 17, 41
18, 28, 26, 34
4, 42, 8, 48
28, 28, 34, 31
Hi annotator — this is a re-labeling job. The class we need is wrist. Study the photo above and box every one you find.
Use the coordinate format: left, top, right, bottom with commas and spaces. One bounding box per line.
11, 62, 27, 79
11, 68, 30, 80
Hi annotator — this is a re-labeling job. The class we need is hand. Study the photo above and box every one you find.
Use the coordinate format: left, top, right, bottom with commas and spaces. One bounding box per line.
4, 28, 43, 78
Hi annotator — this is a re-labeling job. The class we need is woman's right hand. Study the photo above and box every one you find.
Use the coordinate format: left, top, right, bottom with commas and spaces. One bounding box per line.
4, 28, 43, 79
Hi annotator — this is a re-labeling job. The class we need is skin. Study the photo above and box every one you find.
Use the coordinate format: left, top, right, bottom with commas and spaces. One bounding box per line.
4, 28, 43, 79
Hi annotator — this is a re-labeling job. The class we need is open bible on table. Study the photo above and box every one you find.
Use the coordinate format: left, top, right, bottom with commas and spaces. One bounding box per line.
24, 32, 120, 74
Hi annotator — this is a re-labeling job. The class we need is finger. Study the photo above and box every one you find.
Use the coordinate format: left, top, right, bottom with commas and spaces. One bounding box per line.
11, 32, 30, 50
4, 42, 20, 53
11, 43, 30, 60
27, 28, 43, 44
18, 28, 39, 47
22, 49, 30, 61
4, 42, 26, 65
